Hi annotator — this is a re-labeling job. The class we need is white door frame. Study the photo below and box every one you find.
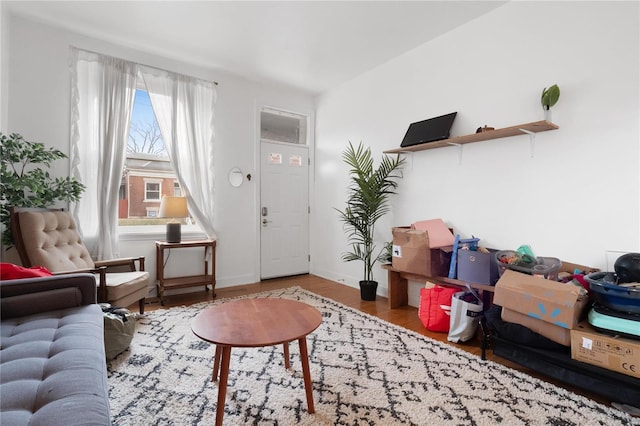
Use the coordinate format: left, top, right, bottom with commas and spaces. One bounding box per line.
254, 103, 315, 281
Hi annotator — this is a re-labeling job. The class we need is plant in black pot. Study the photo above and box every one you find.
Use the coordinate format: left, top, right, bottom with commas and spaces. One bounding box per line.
336, 141, 405, 301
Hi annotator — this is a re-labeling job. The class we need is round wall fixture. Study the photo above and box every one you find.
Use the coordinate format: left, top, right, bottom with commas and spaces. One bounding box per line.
229, 167, 244, 187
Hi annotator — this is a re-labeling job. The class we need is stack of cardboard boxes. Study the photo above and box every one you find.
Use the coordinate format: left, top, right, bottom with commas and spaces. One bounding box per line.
390, 218, 639, 381
494, 264, 640, 380
493, 267, 588, 346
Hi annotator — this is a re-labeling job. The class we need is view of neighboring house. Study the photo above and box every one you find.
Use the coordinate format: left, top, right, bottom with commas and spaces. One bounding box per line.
117, 88, 183, 224
118, 153, 181, 222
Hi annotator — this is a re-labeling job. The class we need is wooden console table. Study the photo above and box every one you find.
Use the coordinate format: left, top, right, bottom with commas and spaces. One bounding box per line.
155, 239, 216, 305
382, 264, 495, 309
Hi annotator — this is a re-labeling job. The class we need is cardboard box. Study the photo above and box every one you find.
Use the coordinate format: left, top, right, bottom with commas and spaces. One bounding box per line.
392, 227, 452, 277
571, 322, 640, 379
493, 269, 589, 343
501, 308, 572, 345
410, 219, 455, 248
456, 249, 499, 285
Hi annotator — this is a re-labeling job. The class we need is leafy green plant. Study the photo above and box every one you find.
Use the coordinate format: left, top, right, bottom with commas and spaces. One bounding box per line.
541, 84, 560, 110
336, 141, 405, 282
0, 133, 85, 247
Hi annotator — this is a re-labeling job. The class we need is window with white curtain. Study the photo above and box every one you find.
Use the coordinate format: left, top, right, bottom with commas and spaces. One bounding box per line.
120, 84, 189, 230
70, 47, 217, 258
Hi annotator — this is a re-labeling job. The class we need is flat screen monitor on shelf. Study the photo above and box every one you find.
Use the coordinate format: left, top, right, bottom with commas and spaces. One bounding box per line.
400, 112, 457, 148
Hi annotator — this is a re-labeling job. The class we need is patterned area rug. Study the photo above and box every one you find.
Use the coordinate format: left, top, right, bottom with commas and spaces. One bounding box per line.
108, 287, 638, 425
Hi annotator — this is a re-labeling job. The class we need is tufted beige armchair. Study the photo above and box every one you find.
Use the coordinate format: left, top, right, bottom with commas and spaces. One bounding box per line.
10, 207, 148, 313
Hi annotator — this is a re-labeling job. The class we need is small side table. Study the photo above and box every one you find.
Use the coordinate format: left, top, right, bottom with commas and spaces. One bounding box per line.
155, 239, 216, 305
191, 298, 322, 426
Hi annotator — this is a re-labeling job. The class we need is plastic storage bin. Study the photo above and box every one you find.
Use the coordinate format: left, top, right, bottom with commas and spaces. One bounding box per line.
494, 250, 562, 280
584, 271, 640, 314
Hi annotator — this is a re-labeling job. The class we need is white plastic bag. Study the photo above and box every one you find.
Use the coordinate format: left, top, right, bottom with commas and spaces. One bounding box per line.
447, 286, 483, 343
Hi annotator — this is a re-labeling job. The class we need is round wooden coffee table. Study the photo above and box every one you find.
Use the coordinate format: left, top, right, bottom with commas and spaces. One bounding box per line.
191, 298, 322, 426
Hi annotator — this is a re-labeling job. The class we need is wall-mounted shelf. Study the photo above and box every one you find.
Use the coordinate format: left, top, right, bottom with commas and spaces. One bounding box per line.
383, 120, 559, 154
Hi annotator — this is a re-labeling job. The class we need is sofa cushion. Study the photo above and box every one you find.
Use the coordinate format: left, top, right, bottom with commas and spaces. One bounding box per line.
0, 304, 111, 425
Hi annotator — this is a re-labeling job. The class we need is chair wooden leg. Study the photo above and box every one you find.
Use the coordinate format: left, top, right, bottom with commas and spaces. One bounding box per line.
138, 298, 145, 314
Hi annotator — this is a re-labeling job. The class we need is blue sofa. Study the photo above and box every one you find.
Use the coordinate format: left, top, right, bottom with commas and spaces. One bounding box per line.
0, 273, 111, 425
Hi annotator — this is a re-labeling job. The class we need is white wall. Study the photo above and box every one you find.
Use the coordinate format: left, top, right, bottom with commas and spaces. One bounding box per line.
3, 15, 316, 294
313, 2, 640, 305
5, 3, 640, 305
0, 2, 9, 132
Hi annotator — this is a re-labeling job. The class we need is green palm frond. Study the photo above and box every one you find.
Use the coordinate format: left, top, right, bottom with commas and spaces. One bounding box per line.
336, 141, 405, 282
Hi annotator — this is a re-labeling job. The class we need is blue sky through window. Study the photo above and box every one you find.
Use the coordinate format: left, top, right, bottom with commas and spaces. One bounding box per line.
129, 89, 166, 156
132, 89, 155, 122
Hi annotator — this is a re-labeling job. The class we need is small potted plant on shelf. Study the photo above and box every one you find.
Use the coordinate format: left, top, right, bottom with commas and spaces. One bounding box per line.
541, 84, 560, 122
336, 141, 405, 301
0, 133, 85, 249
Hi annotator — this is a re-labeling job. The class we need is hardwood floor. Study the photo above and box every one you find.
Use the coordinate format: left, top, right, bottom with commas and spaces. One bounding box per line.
139, 274, 615, 408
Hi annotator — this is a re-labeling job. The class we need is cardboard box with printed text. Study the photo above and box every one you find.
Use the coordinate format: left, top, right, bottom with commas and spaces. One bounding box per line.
570, 322, 640, 379
501, 308, 573, 345
493, 269, 590, 345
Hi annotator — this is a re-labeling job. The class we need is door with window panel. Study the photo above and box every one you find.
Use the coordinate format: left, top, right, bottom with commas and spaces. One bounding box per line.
259, 108, 310, 279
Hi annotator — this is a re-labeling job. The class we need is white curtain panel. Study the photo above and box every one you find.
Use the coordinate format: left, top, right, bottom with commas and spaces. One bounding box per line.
70, 48, 138, 260
140, 66, 218, 240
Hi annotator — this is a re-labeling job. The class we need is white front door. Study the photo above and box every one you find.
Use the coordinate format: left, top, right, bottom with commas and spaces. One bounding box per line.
260, 140, 309, 279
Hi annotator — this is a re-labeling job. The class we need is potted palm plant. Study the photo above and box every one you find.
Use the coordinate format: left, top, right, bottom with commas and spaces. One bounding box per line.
336, 141, 405, 300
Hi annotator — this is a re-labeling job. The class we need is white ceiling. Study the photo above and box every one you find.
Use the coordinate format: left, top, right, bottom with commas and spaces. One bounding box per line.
4, 1, 507, 95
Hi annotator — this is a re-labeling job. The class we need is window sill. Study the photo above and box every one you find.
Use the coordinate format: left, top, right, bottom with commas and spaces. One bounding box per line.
118, 225, 206, 241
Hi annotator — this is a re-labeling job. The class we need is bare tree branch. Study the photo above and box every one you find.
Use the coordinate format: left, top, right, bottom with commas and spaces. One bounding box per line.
128, 121, 166, 156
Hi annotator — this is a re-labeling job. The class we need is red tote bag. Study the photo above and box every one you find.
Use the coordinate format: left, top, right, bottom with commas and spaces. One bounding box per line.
418, 285, 458, 332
